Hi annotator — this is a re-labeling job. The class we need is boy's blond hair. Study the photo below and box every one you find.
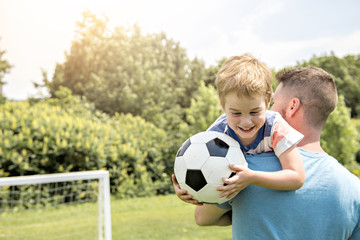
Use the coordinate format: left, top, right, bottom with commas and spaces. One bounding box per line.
215, 53, 273, 107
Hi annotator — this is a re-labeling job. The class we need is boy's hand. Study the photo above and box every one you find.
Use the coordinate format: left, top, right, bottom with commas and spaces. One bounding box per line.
172, 174, 203, 206
217, 164, 253, 199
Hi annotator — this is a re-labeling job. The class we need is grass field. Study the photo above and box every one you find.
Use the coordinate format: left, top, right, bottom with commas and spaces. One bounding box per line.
112, 194, 232, 240
0, 194, 232, 240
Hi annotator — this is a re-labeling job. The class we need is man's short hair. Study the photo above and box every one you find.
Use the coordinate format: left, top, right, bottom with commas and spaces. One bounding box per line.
276, 66, 338, 128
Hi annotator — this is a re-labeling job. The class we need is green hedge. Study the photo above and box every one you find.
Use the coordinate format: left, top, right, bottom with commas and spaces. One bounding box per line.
352, 118, 360, 173
0, 100, 171, 198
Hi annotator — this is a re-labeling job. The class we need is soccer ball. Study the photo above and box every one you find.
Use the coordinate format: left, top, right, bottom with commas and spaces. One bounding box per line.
174, 131, 247, 204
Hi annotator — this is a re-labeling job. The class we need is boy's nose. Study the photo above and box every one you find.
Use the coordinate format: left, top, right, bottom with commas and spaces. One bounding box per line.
240, 116, 253, 126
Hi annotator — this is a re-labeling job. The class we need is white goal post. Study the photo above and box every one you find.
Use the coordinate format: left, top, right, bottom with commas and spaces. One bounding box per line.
0, 170, 112, 240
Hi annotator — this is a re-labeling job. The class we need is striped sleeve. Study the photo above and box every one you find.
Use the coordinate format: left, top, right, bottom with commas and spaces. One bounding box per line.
271, 113, 304, 157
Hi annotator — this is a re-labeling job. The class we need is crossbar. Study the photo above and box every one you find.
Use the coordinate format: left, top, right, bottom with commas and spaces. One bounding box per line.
0, 170, 109, 186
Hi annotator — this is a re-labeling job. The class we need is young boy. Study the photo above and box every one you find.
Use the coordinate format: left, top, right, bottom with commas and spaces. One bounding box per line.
208, 53, 305, 200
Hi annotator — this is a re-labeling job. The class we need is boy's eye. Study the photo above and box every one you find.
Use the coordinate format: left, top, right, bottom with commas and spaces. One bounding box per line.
250, 111, 260, 115
231, 112, 241, 116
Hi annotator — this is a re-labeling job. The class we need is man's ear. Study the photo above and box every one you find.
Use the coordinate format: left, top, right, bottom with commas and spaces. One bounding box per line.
286, 98, 301, 118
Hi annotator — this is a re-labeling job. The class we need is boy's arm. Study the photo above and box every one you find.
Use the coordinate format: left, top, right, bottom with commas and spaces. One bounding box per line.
249, 145, 305, 190
219, 146, 305, 199
195, 204, 232, 226
276, 145, 305, 189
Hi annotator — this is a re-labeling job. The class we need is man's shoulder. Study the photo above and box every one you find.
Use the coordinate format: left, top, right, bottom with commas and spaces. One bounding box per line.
232, 151, 360, 240
301, 149, 360, 190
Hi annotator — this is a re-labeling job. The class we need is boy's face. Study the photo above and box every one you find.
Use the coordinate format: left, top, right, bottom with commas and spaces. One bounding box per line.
222, 91, 268, 147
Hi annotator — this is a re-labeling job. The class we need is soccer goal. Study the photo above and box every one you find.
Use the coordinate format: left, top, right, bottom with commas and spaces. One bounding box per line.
0, 170, 112, 240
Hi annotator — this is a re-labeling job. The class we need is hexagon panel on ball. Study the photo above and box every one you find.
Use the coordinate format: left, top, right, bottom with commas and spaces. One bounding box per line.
201, 156, 232, 185
174, 156, 187, 184
182, 143, 210, 169
226, 146, 247, 167
197, 184, 229, 204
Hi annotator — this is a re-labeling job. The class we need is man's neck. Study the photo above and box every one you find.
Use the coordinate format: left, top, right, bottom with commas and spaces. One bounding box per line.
298, 143, 325, 153
297, 134, 325, 153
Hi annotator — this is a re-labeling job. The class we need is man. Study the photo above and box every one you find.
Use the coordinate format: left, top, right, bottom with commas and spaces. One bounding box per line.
172, 66, 360, 239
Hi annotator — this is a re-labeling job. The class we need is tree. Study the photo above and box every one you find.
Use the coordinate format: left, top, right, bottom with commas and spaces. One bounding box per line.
0, 48, 12, 103
43, 12, 205, 130
0, 50, 12, 80
352, 118, 360, 164
203, 57, 227, 87
321, 95, 358, 167
298, 52, 360, 118
179, 81, 223, 139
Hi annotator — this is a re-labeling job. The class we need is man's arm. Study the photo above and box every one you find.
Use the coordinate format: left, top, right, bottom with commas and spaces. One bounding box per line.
195, 204, 232, 226
172, 174, 232, 226
172, 174, 202, 205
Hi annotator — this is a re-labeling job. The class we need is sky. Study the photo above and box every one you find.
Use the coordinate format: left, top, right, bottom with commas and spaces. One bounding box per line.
1, 0, 360, 100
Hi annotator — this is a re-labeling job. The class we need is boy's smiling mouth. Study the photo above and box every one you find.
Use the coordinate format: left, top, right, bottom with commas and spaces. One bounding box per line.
238, 126, 255, 132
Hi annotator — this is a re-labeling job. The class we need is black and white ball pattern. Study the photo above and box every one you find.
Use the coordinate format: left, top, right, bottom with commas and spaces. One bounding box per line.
174, 131, 247, 204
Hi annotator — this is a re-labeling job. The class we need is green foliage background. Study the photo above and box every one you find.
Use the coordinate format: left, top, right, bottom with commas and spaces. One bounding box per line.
321, 95, 358, 167
298, 53, 360, 118
1, 11, 360, 200
0, 88, 172, 197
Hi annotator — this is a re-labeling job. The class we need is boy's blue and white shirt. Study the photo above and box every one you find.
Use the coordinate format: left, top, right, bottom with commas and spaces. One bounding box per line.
208, 110, 303, 157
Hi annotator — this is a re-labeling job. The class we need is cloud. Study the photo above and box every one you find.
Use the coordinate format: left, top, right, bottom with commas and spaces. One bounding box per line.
330, 30, 360, 56
186, 26, 360, 71
262, 29, 360, 69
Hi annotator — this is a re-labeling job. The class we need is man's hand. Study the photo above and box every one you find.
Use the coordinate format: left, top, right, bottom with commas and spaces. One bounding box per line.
172, 174, 203, 206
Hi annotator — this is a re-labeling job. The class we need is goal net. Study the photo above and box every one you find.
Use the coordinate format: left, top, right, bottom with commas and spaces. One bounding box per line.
0, 170, 112, 240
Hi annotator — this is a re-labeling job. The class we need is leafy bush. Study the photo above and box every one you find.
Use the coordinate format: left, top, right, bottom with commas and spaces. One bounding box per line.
179, 81, 222, 140
351, 118, 360, 166
0, 97, 171, 198
321, 95, 359, 167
